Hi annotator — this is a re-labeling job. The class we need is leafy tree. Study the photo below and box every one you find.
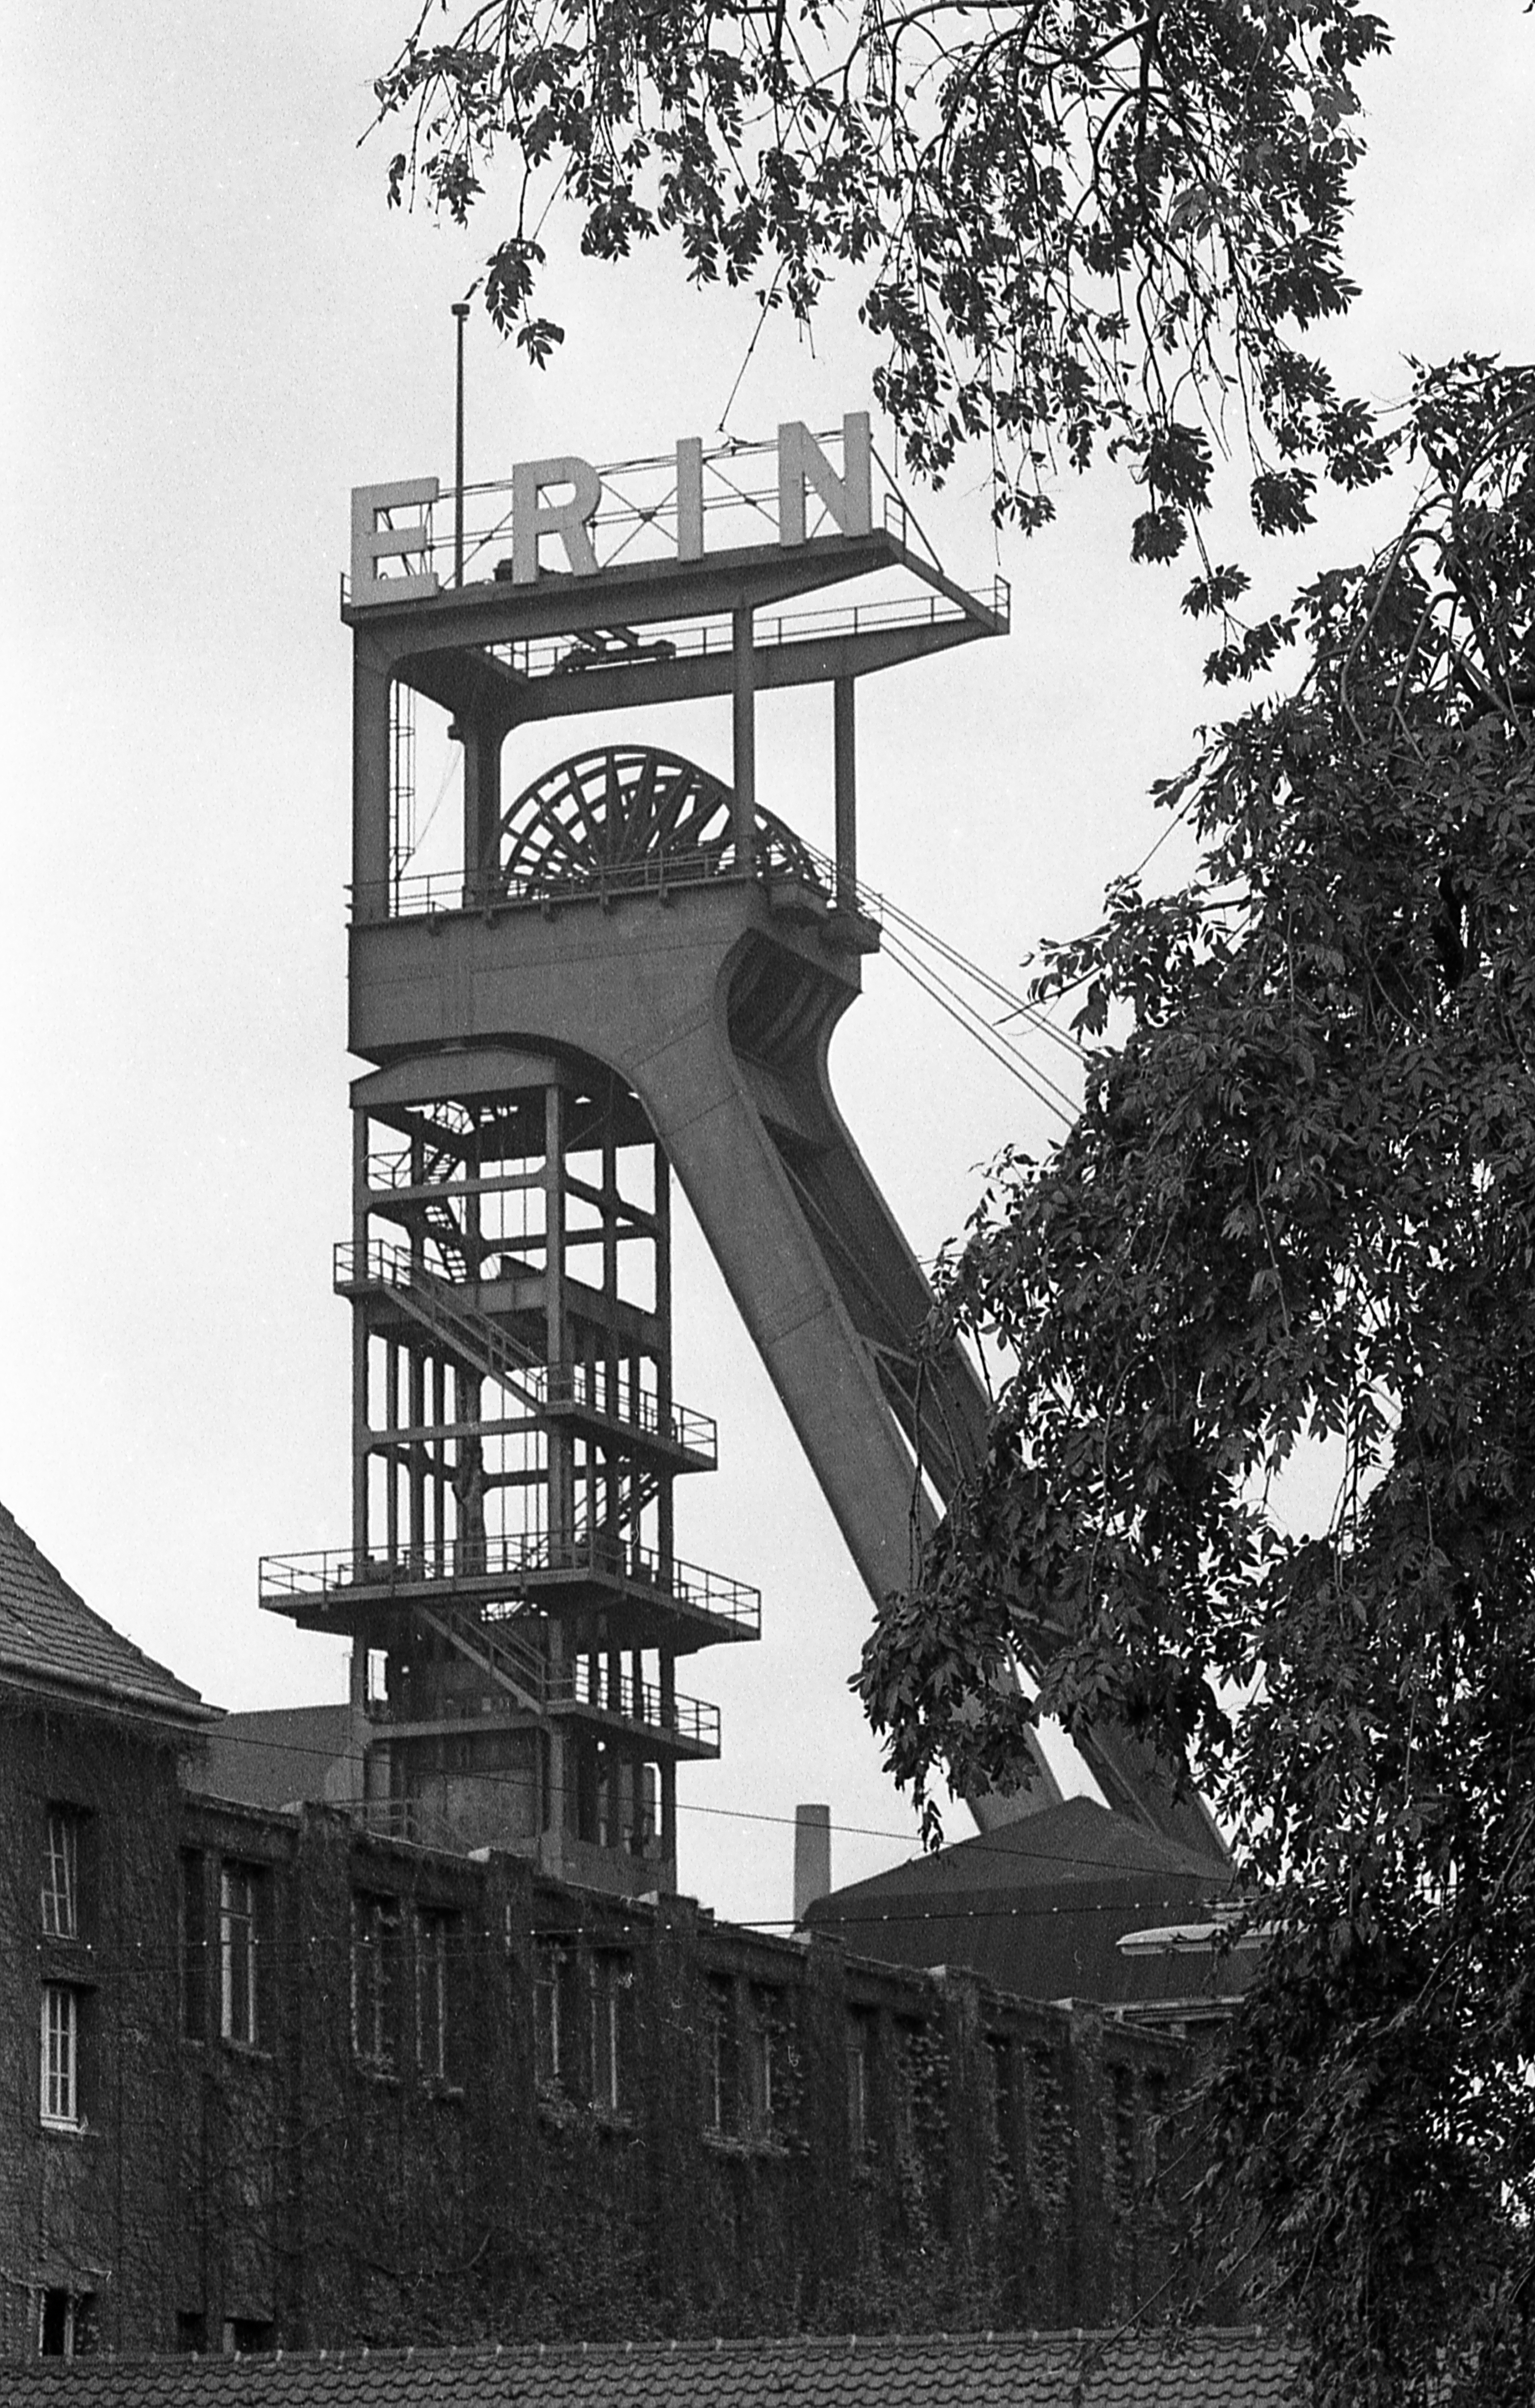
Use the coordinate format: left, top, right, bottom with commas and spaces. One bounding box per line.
858, 358, 1535, 2404
374, 0, 1391, 632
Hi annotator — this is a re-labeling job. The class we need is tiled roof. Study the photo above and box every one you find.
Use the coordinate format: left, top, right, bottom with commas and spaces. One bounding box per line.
0, 1500, 208, 1729
0, 2331, 1297, 2408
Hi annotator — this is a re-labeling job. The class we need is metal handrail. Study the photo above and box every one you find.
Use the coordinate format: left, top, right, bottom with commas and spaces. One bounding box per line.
480, 581, 1010, 687
562, 1658, 721, 1751
258, 1533, 761, 1636
367, 1634, 721, 1750
335, 1239, 718, 1461
354, 827, 838, 928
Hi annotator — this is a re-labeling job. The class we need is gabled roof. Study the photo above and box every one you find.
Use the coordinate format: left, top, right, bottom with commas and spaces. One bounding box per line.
5, 2329, 1297, 2406
802, 1799, 1236, 2010
811, 1797, 1228, 1912
0, 1500, 209, 1731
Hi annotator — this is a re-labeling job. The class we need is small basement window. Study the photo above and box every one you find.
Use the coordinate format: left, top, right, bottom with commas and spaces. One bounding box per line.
38, 2289, 94, 2357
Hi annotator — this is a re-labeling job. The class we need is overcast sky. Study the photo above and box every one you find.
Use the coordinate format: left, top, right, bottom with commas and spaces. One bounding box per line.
4, 3, 1535, 1924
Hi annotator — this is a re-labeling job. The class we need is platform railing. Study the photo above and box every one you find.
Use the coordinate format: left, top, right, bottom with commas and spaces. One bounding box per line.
365, 1658, 721, 1753
353, 823, 846, 928
335, 1238, 718, 1463
258, 1532, 761, 1637
562, 1656, 721, 1752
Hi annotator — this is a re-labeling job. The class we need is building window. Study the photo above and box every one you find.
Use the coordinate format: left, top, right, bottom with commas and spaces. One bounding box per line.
846, 2010, 872, 2156
219, 1864, 263, 2046
588, 1952, 629, 2112
38, 2288, 94, 2357
181, 1852, 207, 2041
703, 1974, 737, 2136
747, 1985, 786, 2134
41, 1807, 82, 1938
415, 1908, 455, 2081
223, 2319, 274, 2355
175, 2312, 207, 2356
533, 1940, 573, 2091
40, 1985, 81, 2128
352, 1893, 401, 2071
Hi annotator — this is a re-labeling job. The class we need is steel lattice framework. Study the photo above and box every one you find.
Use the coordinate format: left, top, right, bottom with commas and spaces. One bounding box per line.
258, 431, 1228, 1894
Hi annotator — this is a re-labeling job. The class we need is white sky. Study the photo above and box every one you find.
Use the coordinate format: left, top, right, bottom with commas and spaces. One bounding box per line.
3, 3, 1533, 1925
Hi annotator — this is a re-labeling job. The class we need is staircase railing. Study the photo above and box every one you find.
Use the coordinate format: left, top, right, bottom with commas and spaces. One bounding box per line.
335, 1239, 717, 1461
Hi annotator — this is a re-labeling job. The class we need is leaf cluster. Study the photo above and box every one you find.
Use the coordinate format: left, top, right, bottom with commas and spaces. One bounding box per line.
374, 0, 1393, 603
858, 358, 1535, 2399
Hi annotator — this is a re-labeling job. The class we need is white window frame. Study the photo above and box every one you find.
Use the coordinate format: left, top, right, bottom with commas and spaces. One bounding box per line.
704, 1977, 734, 2135
533, 1940, 569, 2091
748, 1986, 782, 2133
37, 2285, 92, 2357
41, 1809, 79, 1939
219, 1863, 260, 2046
40, 1984, 80, 2129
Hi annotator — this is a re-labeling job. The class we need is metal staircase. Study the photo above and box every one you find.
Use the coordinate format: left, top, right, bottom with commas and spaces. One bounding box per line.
336, 1238, 545, 1412
416, 1601, 547, 1711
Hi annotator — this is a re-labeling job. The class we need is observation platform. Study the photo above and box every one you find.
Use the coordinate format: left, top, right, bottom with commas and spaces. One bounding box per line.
344, 429, 1007, 740
258, 1535, 761, 1656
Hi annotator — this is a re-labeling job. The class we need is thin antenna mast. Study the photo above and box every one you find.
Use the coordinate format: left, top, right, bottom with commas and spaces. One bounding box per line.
452, 301, 470, 587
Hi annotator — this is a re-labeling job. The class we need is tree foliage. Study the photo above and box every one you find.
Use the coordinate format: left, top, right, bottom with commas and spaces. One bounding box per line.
374, 0, 1391, 603
858, 359, 1535, 2403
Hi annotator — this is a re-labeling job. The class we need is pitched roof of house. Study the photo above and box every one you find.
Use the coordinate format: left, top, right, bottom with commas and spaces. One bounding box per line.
809, 1797, 1229, 1912
801, 1798, 1239, 2010
0, 1500, 209, 1730
5, 2330, 1298, 2407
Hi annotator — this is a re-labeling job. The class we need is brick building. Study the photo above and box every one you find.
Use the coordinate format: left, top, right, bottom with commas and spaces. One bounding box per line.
1, 1503, 1213, 2364
0, 1503, 210, 2361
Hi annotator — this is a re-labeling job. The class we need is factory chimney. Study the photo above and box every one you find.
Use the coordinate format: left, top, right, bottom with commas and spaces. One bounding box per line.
793, 1803, 832, 1926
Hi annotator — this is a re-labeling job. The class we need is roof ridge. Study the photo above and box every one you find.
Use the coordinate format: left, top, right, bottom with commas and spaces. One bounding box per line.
51, 2326, 1284, 2367
0, 1497, 207, 1721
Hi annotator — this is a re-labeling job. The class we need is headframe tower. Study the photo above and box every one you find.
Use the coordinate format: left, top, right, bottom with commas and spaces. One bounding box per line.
260, 416, 1223, 1894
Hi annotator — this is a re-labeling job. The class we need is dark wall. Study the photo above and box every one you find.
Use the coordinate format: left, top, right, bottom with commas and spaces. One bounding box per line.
0, 1691, 190, 2358
168, 1803, 1194, 2348
2, 1723, 1201, 2359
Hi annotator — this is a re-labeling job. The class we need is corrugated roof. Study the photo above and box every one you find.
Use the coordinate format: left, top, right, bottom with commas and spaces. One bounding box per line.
0, 1500, 208, 1729
0, 2330, 1298, 2407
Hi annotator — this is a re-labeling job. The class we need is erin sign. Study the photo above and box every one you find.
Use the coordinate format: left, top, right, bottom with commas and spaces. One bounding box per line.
350, 415, 872, 608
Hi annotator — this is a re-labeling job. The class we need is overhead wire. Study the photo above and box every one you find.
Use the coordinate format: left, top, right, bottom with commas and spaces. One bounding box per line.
799, 841, 1086, 1126
877, 928, 1078, 1126
182, 1708, 1152, 1869
30, 1878, 1237, 1986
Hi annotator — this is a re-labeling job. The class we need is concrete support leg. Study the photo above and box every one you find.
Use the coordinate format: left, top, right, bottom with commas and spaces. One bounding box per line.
834, 677, 856, 909
731, 606, 756, 867
352, 648, 393, 922
459, 718, 503, 906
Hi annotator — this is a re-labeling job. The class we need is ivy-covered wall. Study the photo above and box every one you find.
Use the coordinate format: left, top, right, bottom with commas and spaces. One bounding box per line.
0, 1691, 190, 2360
4, 1745, 1198, 2359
